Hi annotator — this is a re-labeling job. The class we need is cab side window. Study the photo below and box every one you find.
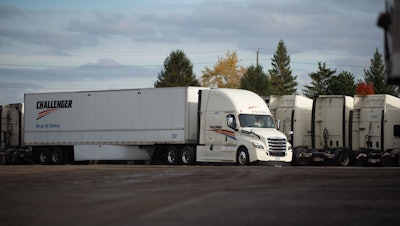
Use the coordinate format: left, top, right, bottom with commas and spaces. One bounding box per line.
227, 114, 237, 129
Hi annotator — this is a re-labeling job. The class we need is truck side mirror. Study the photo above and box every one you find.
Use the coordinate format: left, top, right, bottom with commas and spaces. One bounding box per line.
276, 119, 281, 130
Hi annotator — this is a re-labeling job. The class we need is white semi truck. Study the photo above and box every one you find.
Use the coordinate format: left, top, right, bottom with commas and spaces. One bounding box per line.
270, 94, 400, 166
0, 87, 292, 165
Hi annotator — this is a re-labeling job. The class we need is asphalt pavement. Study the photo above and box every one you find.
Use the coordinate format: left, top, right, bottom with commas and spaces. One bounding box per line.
0, 165, 399, 226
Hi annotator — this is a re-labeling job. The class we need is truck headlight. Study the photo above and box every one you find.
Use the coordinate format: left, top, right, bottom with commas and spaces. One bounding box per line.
252, 142, 264, 149
287, 143, 292, 151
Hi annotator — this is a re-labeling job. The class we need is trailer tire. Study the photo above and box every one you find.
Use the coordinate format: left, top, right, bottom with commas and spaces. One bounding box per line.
39, 148, 51, 165
292, 148, 310, 166
51, 147, 65, 165
236, 147, 249, 166
181, 146, 195, 165
166, 146, 180, 165
335, 150, 351, 166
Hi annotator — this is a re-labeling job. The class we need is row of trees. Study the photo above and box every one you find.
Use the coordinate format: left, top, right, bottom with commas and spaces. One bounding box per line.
154, 41, 400, 97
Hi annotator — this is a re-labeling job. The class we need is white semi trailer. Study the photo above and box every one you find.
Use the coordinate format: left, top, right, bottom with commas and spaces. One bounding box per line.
352, 94, 400, 166
308, 95, 355, 166
269, 95, 313, 152
270, 94, 400, 166
1, 87, 292, 165
0, 103, 29, 164
270, 95, 354, 166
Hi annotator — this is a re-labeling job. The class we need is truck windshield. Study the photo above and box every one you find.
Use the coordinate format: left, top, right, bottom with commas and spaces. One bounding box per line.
238, 114, 275, 128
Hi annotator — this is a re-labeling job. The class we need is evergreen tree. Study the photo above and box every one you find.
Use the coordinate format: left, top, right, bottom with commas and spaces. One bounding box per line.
154, 50, 200, 87
268, 40, 297, 95
364, 49, 399, 96
240, 64, 270, 96
327, 71, 356, 96
302, 62, 336, 98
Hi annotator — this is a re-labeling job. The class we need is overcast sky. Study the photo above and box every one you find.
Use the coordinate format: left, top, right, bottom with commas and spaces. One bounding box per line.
0, 0, 384, 104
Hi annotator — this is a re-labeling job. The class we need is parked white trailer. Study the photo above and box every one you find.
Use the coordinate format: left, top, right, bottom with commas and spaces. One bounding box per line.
308, 95, 355, 166
269, 94, 400, 166
352, 94, 400, 166
270, 95, 355, 166
269, 95, 313, 150
1, 87, 293, 165
24, 87, 203, 163
0, 103, 31, 164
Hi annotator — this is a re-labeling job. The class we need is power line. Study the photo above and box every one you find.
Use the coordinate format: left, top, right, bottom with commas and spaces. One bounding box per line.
0, 60, 368, 69
0, 82, 143, 90
0, 49, 240, 57
0, 63, 162, 68
0, 48, 373, 58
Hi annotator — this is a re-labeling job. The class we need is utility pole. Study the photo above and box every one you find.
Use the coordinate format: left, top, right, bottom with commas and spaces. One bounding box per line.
256, 48, 259, 66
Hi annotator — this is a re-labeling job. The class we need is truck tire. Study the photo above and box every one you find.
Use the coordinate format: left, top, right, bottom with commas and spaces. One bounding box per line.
39, 148, 51, 165
381, 150, 399, 167
236, 147, 249, 165
166, 146, 180, 165
292, 148, 310, 166
335, 150, 351, 166
181, 146, 195, 165
7, 150, 21, 165
51, 147, 65, 165
381, 155, 395, 167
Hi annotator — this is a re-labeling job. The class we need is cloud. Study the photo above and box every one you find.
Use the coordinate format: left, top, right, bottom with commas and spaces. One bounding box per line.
0, 0, 386, 103
0, 27, 98, 50
0, 58, 161, 103
0, 0, 383, 53
67, 12, 155, 37
0, 4, 27, 18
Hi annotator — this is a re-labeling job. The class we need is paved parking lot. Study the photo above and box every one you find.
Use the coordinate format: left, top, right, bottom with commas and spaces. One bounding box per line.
0, 165, 399, 226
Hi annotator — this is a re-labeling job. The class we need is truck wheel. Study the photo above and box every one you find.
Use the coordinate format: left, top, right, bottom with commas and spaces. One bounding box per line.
293, 148, 310, 166
166, 146, 180, 165
335, 150, 351, 166
381, 155, 395, 167
381, 150, 400, 167
181, 146, 195, 165
51, 147, 65, 165
39, 148, 51, 165
7, 150, 20, 165
236, 147, 249, 165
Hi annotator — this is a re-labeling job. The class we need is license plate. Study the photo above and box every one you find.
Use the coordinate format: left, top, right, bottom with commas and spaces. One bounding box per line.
313, 157, 324, 162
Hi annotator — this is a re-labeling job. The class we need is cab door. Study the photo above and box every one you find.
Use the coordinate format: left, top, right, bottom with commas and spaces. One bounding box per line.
202, 112, 238, 160
202, 111, 223, 160
219, 114, 239, 161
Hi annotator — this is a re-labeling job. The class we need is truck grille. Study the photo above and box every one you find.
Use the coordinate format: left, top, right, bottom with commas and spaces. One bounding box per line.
267, 138, 286, 156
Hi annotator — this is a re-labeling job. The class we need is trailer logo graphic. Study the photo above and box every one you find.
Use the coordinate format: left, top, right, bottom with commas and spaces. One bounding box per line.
36, 100, 72, 120
37, 109, 59, 120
